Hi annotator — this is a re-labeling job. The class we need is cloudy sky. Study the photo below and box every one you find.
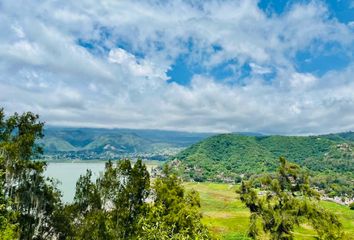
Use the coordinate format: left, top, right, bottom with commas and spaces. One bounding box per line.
0, 0, 353, 134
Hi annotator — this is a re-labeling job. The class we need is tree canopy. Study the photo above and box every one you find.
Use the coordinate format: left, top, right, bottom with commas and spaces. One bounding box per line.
238, 157, 344, 240
0, 108, 66, 239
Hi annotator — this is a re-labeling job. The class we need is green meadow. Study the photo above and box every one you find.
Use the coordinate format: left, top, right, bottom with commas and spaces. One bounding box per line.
184, 182, 354, 240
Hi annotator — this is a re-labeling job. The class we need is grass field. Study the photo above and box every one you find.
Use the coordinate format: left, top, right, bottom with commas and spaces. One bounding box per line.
184, 182, 354, 240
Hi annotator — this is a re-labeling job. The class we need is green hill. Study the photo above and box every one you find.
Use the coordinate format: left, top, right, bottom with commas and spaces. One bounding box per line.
174, 134, 277, 182
43, 136, 77, 152
173, 133, 354, 196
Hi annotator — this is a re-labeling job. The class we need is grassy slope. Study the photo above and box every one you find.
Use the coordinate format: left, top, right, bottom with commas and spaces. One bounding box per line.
184, 182, 354, 240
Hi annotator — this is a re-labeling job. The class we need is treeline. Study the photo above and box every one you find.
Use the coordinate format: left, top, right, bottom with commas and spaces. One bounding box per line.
0, 109, 210, 239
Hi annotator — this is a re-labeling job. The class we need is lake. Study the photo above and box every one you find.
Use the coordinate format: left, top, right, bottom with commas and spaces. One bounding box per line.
45, 161, 160, 203
45, 162, 106, 203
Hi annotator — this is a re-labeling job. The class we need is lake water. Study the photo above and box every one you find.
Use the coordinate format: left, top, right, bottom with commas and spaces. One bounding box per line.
45, 161, 159, 203
45, 162, 106, 203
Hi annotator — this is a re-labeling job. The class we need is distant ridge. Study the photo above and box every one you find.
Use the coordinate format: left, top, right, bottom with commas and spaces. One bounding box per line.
41, 127, 217, 160
232, 132, 264, 137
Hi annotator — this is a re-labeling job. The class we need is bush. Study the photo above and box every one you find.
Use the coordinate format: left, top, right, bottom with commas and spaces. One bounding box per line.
349, 202, 354, 210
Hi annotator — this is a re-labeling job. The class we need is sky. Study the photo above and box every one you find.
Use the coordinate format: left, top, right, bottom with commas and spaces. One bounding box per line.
0, 0, 353, 135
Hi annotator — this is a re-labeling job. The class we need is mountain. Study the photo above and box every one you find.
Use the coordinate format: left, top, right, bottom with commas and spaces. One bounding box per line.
40, 127, 216, 160
321, 131, 354, 142
172, 133, 354, 184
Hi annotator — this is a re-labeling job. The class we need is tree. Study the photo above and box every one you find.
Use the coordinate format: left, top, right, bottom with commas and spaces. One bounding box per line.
70, 169, 110, 240
139, 165, 211, 239
0, 112, 148, 240
238, 157, 343, 240
0, 108, 64, 240
70, 161, 212, 239
70, 159, 150, 239
0, 108, 212, 239
0, 170, 18, 240
107, 159, 150, 239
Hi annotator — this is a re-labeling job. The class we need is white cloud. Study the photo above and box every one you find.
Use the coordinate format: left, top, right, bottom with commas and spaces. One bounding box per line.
108, 48, 166, 79
4, 40, 43, 65
53, 9, 89, 23
289, 72, 317, 90
249, 63, 272, 75
0, 0, 353, 135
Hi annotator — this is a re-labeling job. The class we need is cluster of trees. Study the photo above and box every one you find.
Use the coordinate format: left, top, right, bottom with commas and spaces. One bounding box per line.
64, 161, 210, 240
311, 173, 353, 198
239, 157, 344, 240
0, 109, 210, 239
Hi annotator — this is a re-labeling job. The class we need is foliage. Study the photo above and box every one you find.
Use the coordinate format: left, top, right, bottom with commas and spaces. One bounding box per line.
238, 157, 343, 240
1, 108, 351, 239
68, 159, 150, 239
0, 109, 212, 239
0, 172, 18, 240
184, 182, 354, 239
0, 108, 65, 239
139, 165, 211, 239
349, 202, 354, 210
174, 134, 354, 197
68, 161, 211, 239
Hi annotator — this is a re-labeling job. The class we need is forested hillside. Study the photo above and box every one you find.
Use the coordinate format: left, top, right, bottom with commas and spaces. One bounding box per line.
173, 133, 354, 197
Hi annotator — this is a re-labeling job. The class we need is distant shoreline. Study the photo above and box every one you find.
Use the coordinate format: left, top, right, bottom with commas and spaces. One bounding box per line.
37, 159, 163, 165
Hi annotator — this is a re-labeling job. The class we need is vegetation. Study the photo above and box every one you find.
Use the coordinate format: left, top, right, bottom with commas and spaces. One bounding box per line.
0, 109, 66, 239
65, 159, 151, 239
1, 108, 353, 239
239, 157, 343, 239
349, 202, 354, 210
174, 134, 354, 197
0, 108, 211, 239
139, 166, 211, 239
62, 160, 211, 240
184, 182, 354, 240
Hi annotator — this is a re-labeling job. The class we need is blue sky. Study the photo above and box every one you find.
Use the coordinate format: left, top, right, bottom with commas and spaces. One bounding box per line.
167, 0, 353, 85
0, 0, 353, 134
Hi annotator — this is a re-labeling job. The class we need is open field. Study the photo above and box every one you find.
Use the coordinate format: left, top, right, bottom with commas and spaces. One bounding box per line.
184, 182, 354, 240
